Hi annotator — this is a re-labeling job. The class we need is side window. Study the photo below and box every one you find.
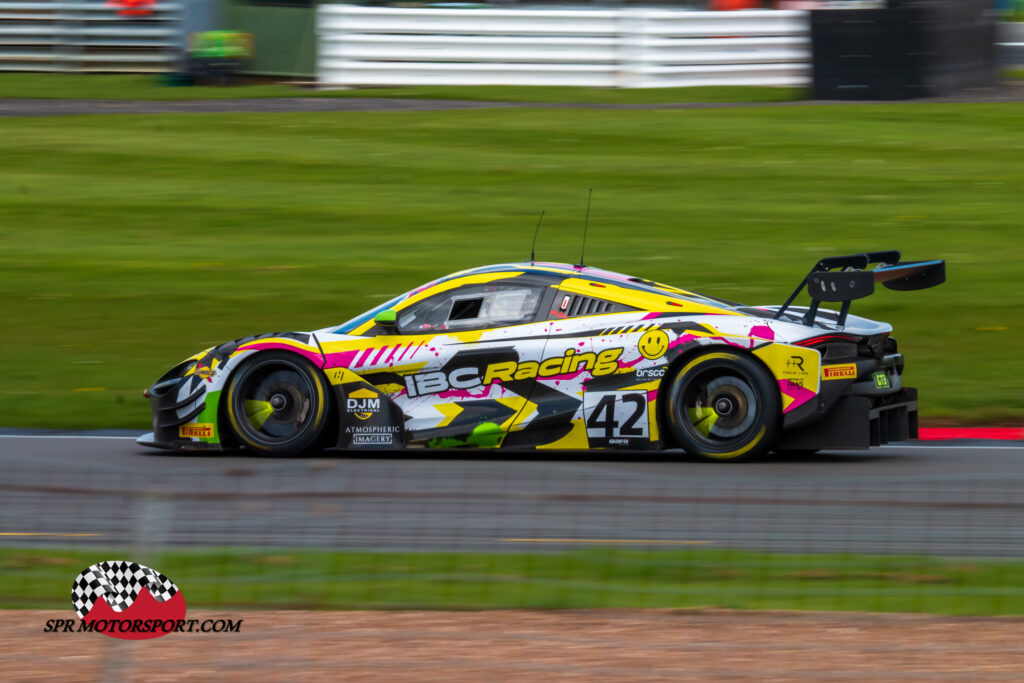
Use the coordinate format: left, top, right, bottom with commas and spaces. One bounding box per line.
398, 286, 542, 333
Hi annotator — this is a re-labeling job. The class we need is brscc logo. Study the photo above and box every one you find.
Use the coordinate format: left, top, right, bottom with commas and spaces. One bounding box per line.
71, 560, 186, 640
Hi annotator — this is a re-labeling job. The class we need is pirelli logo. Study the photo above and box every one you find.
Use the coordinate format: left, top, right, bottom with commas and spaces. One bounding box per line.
179, 423, 214, 438
821, 364, 857, 381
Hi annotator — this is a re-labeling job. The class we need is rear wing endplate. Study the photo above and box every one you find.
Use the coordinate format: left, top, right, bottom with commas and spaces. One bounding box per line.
774, 251, 945, 327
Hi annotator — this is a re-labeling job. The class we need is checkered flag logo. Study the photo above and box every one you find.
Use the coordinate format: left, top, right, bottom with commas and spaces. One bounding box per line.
71, 561, 179, 619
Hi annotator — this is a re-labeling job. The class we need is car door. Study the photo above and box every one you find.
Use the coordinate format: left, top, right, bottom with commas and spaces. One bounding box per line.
378, 283, 552, 446
541, 287, 652, 449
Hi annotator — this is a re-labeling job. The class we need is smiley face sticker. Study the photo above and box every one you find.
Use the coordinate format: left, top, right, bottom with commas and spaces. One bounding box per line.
638, 329, 670, 360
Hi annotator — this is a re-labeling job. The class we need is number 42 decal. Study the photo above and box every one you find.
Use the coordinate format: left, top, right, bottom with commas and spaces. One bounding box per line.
584, 391, 649, 440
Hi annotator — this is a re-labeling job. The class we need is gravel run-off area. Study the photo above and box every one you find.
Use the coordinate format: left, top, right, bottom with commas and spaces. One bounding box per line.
5, 609, 1024, 681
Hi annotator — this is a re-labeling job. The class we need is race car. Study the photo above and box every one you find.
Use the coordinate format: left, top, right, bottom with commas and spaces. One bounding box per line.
138, 251, 944, 460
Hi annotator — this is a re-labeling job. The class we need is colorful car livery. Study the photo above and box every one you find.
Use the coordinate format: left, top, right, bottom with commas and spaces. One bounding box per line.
138, 251, 944, 460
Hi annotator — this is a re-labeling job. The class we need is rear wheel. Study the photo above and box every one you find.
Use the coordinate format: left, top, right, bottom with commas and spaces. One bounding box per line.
665, 351, 780, 461
225, 352, 331, 457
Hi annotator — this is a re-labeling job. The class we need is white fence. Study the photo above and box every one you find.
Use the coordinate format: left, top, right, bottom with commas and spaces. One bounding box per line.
318, 6, 811, 89
1002, 22, 1024, 65
0, 0, 182, 73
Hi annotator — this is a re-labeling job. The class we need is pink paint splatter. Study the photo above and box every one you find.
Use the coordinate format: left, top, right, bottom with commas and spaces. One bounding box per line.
716, 336, 750, 349
539, 368, 590, 382
668, 334, 701, 351
437, 386, 494, 400
778, 379, 815, 414
370, 346, 389, 365
322, 349, 358, 369
353, 347, 374, 369
618, 355, 645, 369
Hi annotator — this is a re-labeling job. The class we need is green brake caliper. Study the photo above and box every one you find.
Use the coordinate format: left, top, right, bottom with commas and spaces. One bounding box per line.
688, 406, 718, 437
244, 400, 273, 429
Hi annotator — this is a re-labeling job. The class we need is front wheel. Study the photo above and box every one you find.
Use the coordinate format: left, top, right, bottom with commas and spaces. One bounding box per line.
665, 351, 780, 461
225, 351, 332, 457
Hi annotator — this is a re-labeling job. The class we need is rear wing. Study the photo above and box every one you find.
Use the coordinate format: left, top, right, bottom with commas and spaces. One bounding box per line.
773, 250, 945, 328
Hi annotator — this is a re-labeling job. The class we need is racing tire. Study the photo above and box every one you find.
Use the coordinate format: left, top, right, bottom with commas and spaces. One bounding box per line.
225, 351, 332, 457
665, 351, 780, 462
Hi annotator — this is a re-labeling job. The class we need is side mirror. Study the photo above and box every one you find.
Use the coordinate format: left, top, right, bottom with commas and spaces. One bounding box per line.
374, 309, 397, 328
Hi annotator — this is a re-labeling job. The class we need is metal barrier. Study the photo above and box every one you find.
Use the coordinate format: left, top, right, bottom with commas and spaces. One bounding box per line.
318, 6, 811, 88
1002, 21, 1024, 66
0, 0, 182, 73
3, 454, 1023, 612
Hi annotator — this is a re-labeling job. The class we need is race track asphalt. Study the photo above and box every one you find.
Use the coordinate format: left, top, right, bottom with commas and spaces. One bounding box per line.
2, 433, 1022, 557
2, 82, 1023, 118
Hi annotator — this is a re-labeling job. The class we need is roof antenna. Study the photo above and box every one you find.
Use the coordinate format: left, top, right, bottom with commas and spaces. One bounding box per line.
576, 188, 592, 269
530, 210, 545, 264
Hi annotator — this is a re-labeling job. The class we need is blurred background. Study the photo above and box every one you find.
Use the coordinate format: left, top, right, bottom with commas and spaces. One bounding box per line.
1, 0, 1023, 678
0, 0, 1021, 430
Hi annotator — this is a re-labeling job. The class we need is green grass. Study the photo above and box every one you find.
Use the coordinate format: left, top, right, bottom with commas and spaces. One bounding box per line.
1003, 69, 1024, 80
3, 546, 1023, 615
0, 74, 805, 103
0, 74, 315, 100
2, 105, 1023, 428
323, 84, 806, 104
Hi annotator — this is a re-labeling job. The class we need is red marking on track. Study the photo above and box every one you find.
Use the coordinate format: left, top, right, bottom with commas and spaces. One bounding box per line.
918, 427, 1024, 441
